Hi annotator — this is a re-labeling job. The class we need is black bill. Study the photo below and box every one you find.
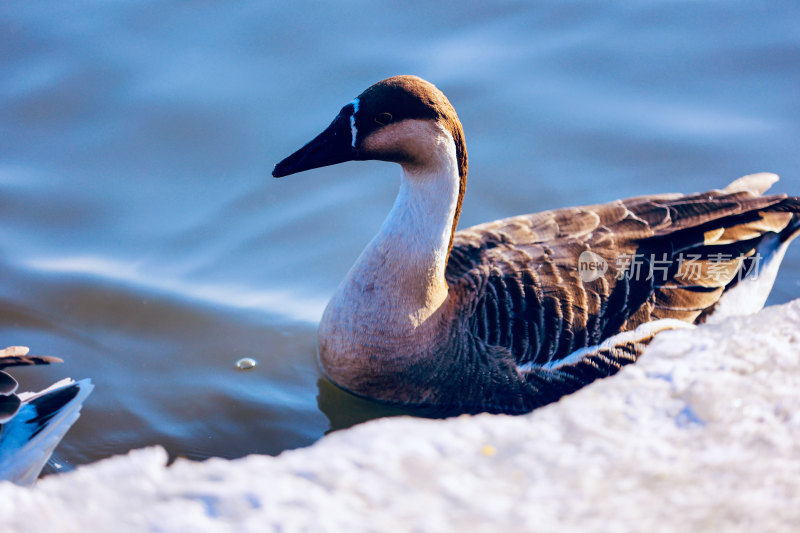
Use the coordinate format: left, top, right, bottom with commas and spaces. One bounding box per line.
272, 108, 358, 178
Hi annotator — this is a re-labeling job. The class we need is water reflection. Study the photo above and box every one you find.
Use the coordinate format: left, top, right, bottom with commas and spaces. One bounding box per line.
316, 378, 419, 433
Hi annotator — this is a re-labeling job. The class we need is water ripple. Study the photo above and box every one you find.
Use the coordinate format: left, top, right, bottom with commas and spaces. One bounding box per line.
25, 255, 327, 325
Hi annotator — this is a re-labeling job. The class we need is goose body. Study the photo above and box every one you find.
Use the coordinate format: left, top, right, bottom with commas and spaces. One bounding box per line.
274, 75, 800, 414
0, 346, 92, 484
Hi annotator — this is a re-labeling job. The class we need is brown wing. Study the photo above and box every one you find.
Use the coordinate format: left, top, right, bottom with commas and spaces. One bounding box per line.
0, 346, 62, 368
446, 174, 800, 368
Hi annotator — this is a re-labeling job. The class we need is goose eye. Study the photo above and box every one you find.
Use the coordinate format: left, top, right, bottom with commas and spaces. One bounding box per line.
374, 112, 393, 126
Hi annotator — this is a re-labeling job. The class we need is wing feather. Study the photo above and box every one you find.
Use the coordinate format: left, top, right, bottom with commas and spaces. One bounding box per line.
447, 176, 800, 372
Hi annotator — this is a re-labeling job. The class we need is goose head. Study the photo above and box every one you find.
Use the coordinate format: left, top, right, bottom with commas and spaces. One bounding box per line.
272, 75, 468, 184
273, 76, 469, 259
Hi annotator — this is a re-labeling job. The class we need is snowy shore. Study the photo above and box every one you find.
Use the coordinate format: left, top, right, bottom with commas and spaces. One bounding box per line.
2, 300, 799, 532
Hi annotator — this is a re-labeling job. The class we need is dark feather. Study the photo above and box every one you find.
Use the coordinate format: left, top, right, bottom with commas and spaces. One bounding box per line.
0, 371, 18, 396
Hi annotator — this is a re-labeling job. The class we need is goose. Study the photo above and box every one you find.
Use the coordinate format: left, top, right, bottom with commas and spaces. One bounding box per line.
273, 75, 800, 415
0, 346, 92, 485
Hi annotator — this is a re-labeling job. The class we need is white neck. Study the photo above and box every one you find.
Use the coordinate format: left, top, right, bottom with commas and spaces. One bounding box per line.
322, 123, 460, 338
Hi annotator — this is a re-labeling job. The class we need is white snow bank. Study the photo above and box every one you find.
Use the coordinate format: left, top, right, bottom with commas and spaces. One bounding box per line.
2, 300, 800, 533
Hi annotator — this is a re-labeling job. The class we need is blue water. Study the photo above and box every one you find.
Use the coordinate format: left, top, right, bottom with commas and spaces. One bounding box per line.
1, 1, 798, 468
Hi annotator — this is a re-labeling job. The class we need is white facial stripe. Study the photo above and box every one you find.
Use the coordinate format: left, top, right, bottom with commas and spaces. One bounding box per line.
350, 98, 359, 148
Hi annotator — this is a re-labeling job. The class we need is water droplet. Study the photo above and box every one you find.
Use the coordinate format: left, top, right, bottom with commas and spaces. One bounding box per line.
235, 357, 257, 370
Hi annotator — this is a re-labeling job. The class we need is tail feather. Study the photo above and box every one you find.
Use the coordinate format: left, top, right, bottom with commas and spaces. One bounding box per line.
0, 370, 18, 395
779, 214, 800, 243
0, 389, 22, 424
723, 172, 779, 195
700, 212, 800, 324
629, 174, 800, 324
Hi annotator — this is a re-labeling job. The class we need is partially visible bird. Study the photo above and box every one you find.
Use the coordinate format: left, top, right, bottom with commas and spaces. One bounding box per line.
0, 346, 93, 485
